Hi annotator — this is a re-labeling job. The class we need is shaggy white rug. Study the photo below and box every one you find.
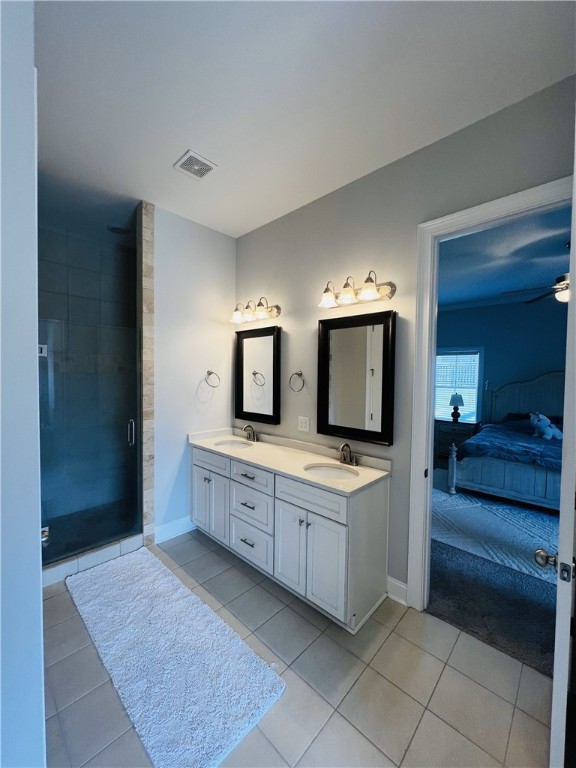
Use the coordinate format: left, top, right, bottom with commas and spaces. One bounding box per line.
66, 547, 285, 768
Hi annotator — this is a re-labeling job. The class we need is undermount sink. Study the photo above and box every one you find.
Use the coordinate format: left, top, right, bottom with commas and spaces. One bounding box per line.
303, 462, 359, 479
214, 439, 253, 449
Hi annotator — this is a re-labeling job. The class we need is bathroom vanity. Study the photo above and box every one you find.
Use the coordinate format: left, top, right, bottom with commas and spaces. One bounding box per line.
189, 435, 390, 633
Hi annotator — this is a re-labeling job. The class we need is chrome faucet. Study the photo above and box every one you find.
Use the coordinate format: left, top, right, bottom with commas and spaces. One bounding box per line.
338, 442, 356, 465
242, 424, 257, 442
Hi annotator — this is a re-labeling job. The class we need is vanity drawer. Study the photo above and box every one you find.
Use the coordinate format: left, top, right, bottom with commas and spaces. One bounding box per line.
231, 481, 274, 534
231, 460, 274, 495
193, 448, 230, 476
275, 476, 348, 524
229, 515, 274, 575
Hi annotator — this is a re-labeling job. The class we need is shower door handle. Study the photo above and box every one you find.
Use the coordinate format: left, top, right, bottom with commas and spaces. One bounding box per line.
127, 419, 136, 447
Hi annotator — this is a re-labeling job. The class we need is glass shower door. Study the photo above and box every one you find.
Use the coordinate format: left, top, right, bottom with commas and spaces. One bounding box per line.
38, 230, 141, 565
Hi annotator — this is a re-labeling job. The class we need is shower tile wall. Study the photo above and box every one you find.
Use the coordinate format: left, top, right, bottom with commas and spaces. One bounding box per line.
38, 228, 139, 561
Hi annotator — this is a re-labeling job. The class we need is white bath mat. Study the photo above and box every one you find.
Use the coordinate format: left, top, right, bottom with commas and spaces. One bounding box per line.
66, 547, 285, 768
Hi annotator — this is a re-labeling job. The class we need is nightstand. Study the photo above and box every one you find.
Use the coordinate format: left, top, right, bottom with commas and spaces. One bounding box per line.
434, 421, 478, 460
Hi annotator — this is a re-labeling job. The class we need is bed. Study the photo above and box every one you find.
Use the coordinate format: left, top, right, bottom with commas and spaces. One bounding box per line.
447, 371, 565, 509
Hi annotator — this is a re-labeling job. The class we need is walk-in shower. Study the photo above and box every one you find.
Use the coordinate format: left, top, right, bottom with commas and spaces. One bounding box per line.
38, 228, 141, 565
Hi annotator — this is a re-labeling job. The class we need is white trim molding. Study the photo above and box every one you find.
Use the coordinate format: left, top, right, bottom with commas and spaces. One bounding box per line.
407, 176, 573, 611
386, 577, 408, 606
154, 516, 195, 544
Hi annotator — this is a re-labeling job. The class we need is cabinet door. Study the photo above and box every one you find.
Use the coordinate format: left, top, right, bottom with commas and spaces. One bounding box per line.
209, 472, 229, 545
306, 512, 347, 621
192, 465, 210, 532
274, 501, 306, 596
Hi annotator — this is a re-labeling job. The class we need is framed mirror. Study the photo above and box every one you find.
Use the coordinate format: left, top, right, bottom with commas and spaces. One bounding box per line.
235, 326, 281, 424
317, 311, 396, 445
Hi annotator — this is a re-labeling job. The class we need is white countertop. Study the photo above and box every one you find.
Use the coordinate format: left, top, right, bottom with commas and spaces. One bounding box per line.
188, 434, 389, 495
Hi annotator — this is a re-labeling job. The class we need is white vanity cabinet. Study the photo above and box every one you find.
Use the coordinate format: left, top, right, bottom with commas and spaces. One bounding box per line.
192, 450, 230, 545
274, 501, 347, 621
190, 440, 389, 632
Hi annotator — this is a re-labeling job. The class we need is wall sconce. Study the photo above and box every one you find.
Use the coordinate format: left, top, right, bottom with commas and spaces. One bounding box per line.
318, 271, 396, 309
230, 297, 281, 324
449, 392, 464, 422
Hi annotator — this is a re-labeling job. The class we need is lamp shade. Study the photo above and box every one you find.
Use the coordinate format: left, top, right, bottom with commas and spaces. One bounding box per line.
358, 270, 380, 301
449, 393, 464, 408
318, 282, 338, 309
337, 277, 358, 305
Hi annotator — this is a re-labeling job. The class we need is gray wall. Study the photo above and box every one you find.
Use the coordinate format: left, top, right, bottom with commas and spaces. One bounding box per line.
236, 77, 575, 583
0, 2, 46, 764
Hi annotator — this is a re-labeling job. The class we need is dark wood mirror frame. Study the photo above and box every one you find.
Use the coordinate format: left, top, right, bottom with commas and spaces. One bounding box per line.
317, 311, 396, 445
235, 326, 281, 425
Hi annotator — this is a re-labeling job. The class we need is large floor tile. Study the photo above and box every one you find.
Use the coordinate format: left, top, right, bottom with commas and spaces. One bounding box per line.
338, 667, 424, 766
297, 711, 394, 767
289, 599, 331, 630
227, 584, 285, 630
428, 666, 514, 763
47, 644, 109, 711
58, 681, 132, 767
292, 635, 366, 706
395, 609, 459, 661
44, 615, 92, 667
82, 728, 153, 768
216, 607, 251, 638
203, 566, 256, 604
515, 665, 552, 726
371, 598, 407, 630
46, 715, 71, 768
255, 606, 322, 664
43, 580, 68, 601
160, 536, 212, 566
43, 591, 78, 629
45, 677, 57, 719
370, 632, 444, 706
260, 577, 297, 604
243, 633, 288, 675
221, 727, 288, 767
505, 709, 550, 768
401, 711, 501, 768
448, 632, 522, 704
191, 584, 223, 611
258, 669, 333, 767
181, 550, 231, 582
158, 532, 193, 550
325, 617, 391, 663
147, 546, 178, 571
172, 566, 199, 590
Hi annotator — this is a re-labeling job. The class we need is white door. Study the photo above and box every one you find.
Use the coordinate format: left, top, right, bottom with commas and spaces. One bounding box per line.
274, 500, 306, 596
192, 464, 209, 531
209, 472, 229, 545
306, 511, 347, 621
407, 176, 575, 766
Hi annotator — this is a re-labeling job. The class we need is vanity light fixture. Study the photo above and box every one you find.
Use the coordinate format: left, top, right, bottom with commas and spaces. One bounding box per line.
230, 297, 281, 324
318, 282, 339, 309
319, 271, 396, 309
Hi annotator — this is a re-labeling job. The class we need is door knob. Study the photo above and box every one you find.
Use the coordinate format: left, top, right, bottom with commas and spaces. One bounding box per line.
534, 548, 558, 570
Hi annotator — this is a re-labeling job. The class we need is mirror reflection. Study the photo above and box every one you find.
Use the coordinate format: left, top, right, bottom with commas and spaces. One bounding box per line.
235, 326, 281, 425
318, 311, 396, 445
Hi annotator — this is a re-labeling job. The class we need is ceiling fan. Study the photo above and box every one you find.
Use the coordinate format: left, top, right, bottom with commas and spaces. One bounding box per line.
524, 273, 570, 304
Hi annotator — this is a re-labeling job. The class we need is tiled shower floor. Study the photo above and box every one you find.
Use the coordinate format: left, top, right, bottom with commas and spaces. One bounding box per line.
44, 529, 552, 767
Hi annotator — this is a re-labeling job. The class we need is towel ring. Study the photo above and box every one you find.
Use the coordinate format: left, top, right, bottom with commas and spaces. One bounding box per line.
252, 370, 266, 386
289, 370, 305, 392
205, 370, 221, 388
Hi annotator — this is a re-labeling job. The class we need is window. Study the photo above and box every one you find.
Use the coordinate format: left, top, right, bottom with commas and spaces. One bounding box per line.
434, 348, 483, 423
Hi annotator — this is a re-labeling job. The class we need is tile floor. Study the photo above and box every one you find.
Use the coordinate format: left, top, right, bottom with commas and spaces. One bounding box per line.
44, 530, 553, 767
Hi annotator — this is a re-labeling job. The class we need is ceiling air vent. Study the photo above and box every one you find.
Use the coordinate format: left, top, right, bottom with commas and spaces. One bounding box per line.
173, 150, 217, 180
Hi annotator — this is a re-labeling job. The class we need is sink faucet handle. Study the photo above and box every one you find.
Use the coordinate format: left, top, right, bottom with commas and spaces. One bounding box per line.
242, 424, 257, 442
338, 442, 353, 464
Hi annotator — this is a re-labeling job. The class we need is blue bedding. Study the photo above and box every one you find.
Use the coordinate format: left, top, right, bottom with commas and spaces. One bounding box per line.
457, 420, 562, 471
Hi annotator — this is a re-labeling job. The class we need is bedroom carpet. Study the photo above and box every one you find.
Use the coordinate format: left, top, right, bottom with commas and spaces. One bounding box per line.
427, 540, 555, 676
66, 548, 285, 768
432, 470, 559, 583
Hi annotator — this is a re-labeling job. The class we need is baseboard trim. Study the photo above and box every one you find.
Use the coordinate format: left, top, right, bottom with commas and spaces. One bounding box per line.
387, 576, 408, 606
155, 516, 194, 544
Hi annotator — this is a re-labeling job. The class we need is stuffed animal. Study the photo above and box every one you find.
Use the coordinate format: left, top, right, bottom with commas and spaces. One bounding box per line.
530, 412, 563, 441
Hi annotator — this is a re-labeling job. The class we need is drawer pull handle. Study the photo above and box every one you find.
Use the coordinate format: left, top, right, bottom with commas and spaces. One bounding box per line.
299, 518, 304, 526
240, 537, 255, 549
306, 521, 311, 529
241, 472, 256, 481
203, 476, 211, 483
241, 502, 256, 510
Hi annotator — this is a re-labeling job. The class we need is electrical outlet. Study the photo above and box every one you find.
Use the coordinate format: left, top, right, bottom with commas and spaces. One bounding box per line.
298, 416, 310, 432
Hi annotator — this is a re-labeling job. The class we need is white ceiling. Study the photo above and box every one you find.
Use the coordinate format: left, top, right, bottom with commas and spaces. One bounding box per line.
35, 1, 575, 242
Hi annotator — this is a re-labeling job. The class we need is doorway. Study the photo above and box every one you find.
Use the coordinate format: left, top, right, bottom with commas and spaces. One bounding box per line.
407, 175, 575, 764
